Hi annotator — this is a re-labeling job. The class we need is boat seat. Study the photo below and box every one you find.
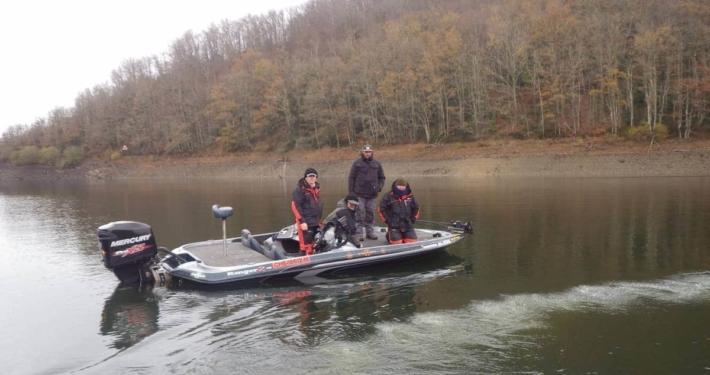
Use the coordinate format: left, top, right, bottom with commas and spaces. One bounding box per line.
212, 205, 234, 220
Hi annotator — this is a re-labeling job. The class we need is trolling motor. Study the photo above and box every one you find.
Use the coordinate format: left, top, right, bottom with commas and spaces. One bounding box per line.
212, 204, 234, 256
417, 219, 474, 234
450, 220, 474, 234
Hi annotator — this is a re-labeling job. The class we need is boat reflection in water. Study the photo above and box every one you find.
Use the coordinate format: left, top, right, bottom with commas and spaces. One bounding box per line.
100, 286, 160, 349
276, 255, 466, 341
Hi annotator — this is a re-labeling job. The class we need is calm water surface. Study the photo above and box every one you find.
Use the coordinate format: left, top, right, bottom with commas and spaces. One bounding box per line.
1, 177, 709, 374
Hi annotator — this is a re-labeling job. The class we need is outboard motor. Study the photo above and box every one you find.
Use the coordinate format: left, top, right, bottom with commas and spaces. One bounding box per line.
98, 221, 158, 286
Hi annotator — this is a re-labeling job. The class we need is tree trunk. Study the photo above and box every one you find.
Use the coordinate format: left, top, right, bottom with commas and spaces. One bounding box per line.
626, 66, 634, 127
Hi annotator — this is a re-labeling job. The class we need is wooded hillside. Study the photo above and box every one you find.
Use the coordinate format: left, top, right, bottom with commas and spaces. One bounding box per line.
2, 0, 709, 166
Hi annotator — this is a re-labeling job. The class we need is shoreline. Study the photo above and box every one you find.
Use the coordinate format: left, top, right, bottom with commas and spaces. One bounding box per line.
1, 138, 709, 183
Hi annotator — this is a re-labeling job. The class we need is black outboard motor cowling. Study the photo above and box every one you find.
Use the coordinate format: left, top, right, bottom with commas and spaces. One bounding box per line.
98, 221, 158, 285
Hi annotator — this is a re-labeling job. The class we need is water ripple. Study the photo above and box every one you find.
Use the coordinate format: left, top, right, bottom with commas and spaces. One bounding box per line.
315, 271, 710, 374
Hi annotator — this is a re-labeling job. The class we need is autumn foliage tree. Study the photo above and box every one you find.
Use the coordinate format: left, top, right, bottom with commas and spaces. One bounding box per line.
2, 0, 709, 164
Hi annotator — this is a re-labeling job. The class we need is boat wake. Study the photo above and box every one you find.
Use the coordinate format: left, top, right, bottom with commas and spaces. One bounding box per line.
77, 271, 710, 374
321, 271, 710, 373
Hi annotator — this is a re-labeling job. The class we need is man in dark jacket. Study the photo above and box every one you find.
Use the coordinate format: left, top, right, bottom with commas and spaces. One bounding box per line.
291, 167, 323, 255
317, 194, 363, 252
348, 144, 385, 240
378, 177, 420, 244
332, 194, 362, 247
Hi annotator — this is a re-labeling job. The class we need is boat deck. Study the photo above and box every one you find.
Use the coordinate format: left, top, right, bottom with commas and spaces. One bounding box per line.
181, 227, 446, 267
182, 241, 272, 267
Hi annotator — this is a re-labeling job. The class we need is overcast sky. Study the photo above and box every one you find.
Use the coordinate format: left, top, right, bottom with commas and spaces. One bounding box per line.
0, 0, 307, 136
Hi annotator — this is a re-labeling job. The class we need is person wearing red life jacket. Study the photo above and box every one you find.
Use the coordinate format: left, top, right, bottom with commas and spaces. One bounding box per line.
291, 168, 324, 255
378, 177, 420, 244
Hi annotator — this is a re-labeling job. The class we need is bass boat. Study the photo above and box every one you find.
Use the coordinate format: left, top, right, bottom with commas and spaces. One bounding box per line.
97, 204, 472, 288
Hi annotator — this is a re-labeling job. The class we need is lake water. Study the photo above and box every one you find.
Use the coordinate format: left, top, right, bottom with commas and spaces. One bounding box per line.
1, 176, 709, 374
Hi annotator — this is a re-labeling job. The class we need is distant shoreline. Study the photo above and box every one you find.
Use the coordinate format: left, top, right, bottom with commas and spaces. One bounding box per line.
1, 139, 709, 183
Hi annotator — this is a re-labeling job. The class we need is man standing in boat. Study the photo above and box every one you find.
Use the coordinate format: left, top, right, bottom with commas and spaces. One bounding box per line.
291, 168, 323, 255
348, 144, 385, 240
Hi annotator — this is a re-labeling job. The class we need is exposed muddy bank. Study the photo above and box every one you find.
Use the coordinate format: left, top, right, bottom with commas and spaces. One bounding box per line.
107, 152, 710, 180
2, 140, 709, 183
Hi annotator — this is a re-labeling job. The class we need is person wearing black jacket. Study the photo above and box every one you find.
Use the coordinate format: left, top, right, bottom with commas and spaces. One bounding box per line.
348, 144, 385, 240
330, 194, 362, 248
291, 167, 324, 255
378, 178, 420, 244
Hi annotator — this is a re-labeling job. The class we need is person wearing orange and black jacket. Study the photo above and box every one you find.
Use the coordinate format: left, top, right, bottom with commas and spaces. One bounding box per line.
378, 177, 420, 244
291, 168, 324, 255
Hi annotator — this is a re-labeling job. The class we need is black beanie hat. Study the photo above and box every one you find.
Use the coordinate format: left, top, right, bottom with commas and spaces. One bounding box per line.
345, 194, 360, 205
304, 167, 318, 177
